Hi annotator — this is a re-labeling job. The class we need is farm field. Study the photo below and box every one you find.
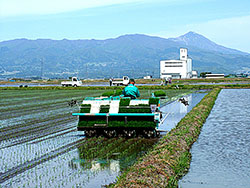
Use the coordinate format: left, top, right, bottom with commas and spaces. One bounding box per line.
0, 88, 203, 187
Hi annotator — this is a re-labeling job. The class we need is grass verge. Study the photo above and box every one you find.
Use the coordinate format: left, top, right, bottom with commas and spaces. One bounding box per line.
107, 88, 221, 188
0, 83, 250, 91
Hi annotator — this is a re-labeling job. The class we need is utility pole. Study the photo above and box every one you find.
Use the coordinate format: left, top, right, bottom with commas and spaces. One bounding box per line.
86, 63, 88, 79
40, 58, 44, 79
111, 64, 113, 78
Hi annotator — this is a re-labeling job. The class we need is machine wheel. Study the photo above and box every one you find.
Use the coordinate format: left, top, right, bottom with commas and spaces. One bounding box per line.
73, 84, 77, 87
85, 130, 97, 137
155, 130, 160, 137
123, 129, 136, 138
143, 130, 155, 138
104, 129, 117, 138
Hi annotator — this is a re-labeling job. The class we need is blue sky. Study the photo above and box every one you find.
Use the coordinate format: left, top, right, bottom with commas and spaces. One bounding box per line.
0, 0, 250, 52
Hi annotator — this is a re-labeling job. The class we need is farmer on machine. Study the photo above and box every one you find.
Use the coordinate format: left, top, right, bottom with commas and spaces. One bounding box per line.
122, 79, 140, 99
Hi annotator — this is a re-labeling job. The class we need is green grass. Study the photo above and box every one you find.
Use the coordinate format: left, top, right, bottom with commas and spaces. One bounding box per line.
1, 82, 249, 91
102, 91, 115, 97
154, 90, 166, 97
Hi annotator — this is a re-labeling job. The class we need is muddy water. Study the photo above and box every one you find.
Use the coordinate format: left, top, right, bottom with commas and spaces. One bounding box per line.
179, 89, 250, 188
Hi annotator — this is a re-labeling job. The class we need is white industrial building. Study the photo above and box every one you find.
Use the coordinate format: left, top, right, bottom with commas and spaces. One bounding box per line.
160, 48, 192, 79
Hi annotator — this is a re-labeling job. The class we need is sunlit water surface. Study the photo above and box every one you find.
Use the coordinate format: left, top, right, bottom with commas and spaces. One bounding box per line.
179, 89, 250, 188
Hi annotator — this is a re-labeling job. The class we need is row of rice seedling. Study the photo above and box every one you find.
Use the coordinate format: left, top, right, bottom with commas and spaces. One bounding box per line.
0, 102, 78, 129
0, 89, 94, 108
0, 119, 77, 149
1, 148, 93, 188
0, 90, 104, 109
0, 136, 88, 184
0, 112, 75, 134
0, 106, 78, 132
0, 102, 69, 120
0, 89, 58, 99
0, 89, 86, 100
0, 90, 110, 121
0, 102, 77, 123
1, 111, 75, 134
0, 126, 83, 174
1, 136, 158, 187
0, 98, 79, 119
1, 89, 93, 180
0, 90, 99, 186
0, 95, 82, 111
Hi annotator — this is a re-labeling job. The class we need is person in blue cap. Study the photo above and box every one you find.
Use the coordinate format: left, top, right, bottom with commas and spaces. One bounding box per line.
122, 79, 140, 99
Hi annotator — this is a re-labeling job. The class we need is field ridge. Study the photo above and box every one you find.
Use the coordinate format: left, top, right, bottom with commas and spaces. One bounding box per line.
109, 88, 221, 187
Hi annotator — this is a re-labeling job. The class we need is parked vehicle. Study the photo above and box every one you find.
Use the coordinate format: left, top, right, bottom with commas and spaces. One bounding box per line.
111, 76, 129, 86
61, 77, 82, 87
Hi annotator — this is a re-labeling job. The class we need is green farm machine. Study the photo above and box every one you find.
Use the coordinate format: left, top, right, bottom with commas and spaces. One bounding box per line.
72, 96, 162, 138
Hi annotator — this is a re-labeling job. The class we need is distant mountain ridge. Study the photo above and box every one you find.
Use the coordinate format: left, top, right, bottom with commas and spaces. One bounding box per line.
0, 32, 249, 79
169, 31, 247, 55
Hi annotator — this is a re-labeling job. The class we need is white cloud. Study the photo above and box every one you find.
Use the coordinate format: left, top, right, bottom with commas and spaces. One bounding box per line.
189, 15, 250, 53
0, 0, 209, 18
0, 0, 146, 17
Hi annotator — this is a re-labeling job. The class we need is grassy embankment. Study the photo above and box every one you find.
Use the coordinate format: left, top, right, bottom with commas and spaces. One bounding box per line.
1, 77, 249, 85
108, 88, 221, 188
1, 78, 250, 90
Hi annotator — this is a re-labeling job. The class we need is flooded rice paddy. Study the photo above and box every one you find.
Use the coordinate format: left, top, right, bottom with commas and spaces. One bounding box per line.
179, 89, 250, 188
0, 89, 206, 187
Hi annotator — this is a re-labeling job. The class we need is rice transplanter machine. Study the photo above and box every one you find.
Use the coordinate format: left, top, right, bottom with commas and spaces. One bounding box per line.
72, 96, 162, 138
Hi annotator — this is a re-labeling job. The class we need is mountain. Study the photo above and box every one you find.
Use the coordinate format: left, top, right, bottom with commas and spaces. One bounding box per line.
0, 32, 249, 79
169, 31, 248, 55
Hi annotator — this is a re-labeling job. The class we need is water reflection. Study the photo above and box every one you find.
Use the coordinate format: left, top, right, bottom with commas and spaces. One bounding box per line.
72, 137, 157, 172
160, 92, 207, 132
179, 89, 250, 188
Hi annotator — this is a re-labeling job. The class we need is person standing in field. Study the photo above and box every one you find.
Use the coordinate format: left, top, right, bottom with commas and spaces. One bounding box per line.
109, 78, 112, 86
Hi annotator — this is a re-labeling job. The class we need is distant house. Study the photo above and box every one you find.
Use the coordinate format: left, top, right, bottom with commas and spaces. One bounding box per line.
192, 70, 198, 78
236, 73, 248, 78
160, 48, 192, 79
205, 74, 224, 78
143, 75, 152, 79
8, 78, 16, 82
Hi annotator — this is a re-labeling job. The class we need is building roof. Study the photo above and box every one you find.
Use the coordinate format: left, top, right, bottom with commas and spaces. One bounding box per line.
160, 60, 185, 62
